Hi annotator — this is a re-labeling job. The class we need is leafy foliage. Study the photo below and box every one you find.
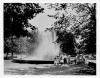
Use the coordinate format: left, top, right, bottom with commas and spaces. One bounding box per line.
47, 3, 96, 54
4, 3, 44, 58
4, 3, 44, 38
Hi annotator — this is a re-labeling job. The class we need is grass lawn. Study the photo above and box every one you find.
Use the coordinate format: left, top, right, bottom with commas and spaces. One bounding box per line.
4, 60, 96, 75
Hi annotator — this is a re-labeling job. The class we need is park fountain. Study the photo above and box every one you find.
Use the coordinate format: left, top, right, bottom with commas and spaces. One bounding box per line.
23, 27, 60, 61
13, 13, 61, 64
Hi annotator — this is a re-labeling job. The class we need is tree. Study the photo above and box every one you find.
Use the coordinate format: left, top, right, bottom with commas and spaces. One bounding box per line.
4, 3, 44, 58
47, 3, 96, 54
56, 31, 75, 55
4, 3, 44, 38
4, 36, 18, 58
83, 3, 96, 54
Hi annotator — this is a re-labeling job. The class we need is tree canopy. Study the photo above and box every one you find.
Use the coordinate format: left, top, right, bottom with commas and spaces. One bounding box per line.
4, 3, 44, 38
47, 3, 96, 54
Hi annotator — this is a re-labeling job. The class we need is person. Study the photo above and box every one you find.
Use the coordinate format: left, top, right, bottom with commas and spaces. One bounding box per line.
79, 54, 85, 64
67, 55, 71, 64
59, 53, 64, 65
75, 54, 79, 65
63, 53, 67, 64
54, 56, 60, 66
75, 54, 85, 64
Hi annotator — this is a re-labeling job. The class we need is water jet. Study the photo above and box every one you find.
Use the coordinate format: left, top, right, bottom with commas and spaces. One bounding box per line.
12, 13, 61, 64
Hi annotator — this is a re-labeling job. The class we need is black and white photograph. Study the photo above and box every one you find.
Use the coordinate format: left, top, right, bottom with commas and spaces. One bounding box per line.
3, 2, 96, 75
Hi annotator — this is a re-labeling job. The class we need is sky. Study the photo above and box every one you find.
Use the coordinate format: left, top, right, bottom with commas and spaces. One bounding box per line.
28, 4, 58, 32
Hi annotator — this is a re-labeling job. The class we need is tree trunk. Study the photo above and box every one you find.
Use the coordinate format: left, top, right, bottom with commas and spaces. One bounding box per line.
6, 52, 8, 58
11, 51, 13, 59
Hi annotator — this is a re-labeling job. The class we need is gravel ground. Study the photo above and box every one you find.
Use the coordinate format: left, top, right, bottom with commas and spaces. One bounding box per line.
4, 60, 96, 75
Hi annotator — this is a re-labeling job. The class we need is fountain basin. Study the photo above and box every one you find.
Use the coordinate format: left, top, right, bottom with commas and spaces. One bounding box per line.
12, 59, 54, 64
